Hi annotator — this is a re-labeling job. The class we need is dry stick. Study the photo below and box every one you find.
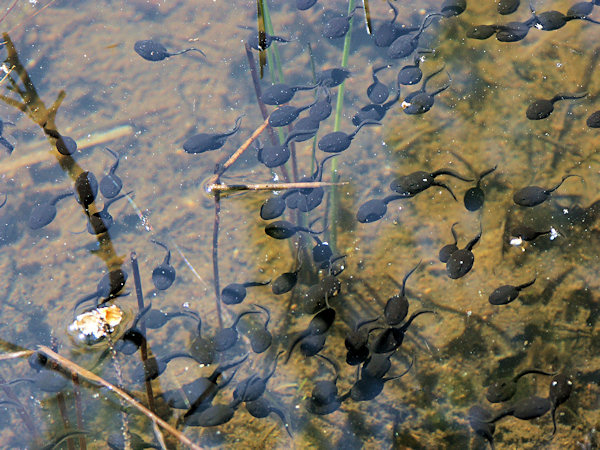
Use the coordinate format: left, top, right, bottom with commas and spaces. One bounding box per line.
130, 252, 156, 414
212, 118, 270, 181
37, 346, 202, 450
205, 180, 344, 194
0, 350, 33, 361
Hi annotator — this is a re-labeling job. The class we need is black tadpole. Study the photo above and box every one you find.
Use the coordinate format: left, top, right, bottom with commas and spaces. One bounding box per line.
356, 194, 409, 223
441, 0, 467, 17
212, 310, 260, 352
513, 174, 582, 207
150, 240, 176, 290
464, 165, 497, 212
488, 277, 536, 305
28, 191, 74, 230
446, 224, 482, 279
468, 405, 496, 449
183, 115, 244, 154
439, 222, 459, 263
387, 13, 443, 59
86, 191, 131, 235
485, 368, 553, 403
384, 261, 420, 326
134, 39, 206, 61
0, 118, 14, 154
367, 65, 391, 104
74, 171, 99, 208
390, 167, 473, 199
265, 219, 322, 239
249, 304, 273, 353
317, 119, 381, 153
285, 307, 336, 363
526, 92, 587, 120
221, 279, 270, 305
549, 373, 572, 435
99, 147, 123, 198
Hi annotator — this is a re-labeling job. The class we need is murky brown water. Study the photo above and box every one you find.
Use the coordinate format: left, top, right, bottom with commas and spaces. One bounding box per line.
0, 0, 598, 448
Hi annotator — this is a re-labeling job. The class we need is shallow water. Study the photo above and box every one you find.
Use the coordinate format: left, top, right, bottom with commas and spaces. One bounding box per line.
0, 0, 598, 448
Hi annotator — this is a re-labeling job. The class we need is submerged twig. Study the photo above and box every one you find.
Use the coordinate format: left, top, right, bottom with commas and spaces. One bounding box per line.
130, 252, 156, 414
37, 346, 201, 450
329, 0, 356, 251
213, 191, 223, 330
0, 350, 33, 361
71, 373, 87, 450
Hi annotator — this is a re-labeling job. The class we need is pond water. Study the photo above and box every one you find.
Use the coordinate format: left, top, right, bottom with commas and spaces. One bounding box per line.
0, 0, 598, 448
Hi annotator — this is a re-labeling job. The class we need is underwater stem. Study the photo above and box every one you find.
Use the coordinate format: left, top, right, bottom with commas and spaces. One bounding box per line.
329, 0, 356, 251
213, 191, 224, 330
130, 252, 156, 413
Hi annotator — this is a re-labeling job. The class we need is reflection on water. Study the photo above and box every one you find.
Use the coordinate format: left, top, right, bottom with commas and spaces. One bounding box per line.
0, 0, 599, 448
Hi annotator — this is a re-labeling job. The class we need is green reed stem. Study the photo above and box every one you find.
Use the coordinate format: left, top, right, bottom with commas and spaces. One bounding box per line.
329, 0, 355, 251
262, 0, 284, 83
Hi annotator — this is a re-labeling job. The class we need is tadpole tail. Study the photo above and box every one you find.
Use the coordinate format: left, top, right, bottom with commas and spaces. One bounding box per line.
449, 222, 459, 244
417, 12, 444, 38
435, 182, 457, 201
268, 404, 293, 438
421, 65, 446, 90
478, 165, 498, 183
284, 331, 309, 364
174, 47, 207, 58
211, 354, 249, 382
432, 168, 474, 182
516, 277, 537, 291
399, 310, 435, 333
513, 367, 554, 381
551, 92, 587, 103
352, 119, 382, 138
224, 114, 245, 137
548, 174, 583, 193
466, 222, 483, 251
387, 0, 398, 25
244, 280, 271, 288
401, 260, 421, 296
382, 193, 412, 205
486, 408, 513, 423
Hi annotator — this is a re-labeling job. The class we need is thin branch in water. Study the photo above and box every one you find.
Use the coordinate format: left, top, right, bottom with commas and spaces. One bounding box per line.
213, 190, 223, 330
71, 373, 87, 450
130, 251, 156, 414
37, 346, 202, 450
0, 350, 33, 361
210, 117, 269, 181
6, 0, 58, 36
0, 65, 15, 85
0, 0, 19, 26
